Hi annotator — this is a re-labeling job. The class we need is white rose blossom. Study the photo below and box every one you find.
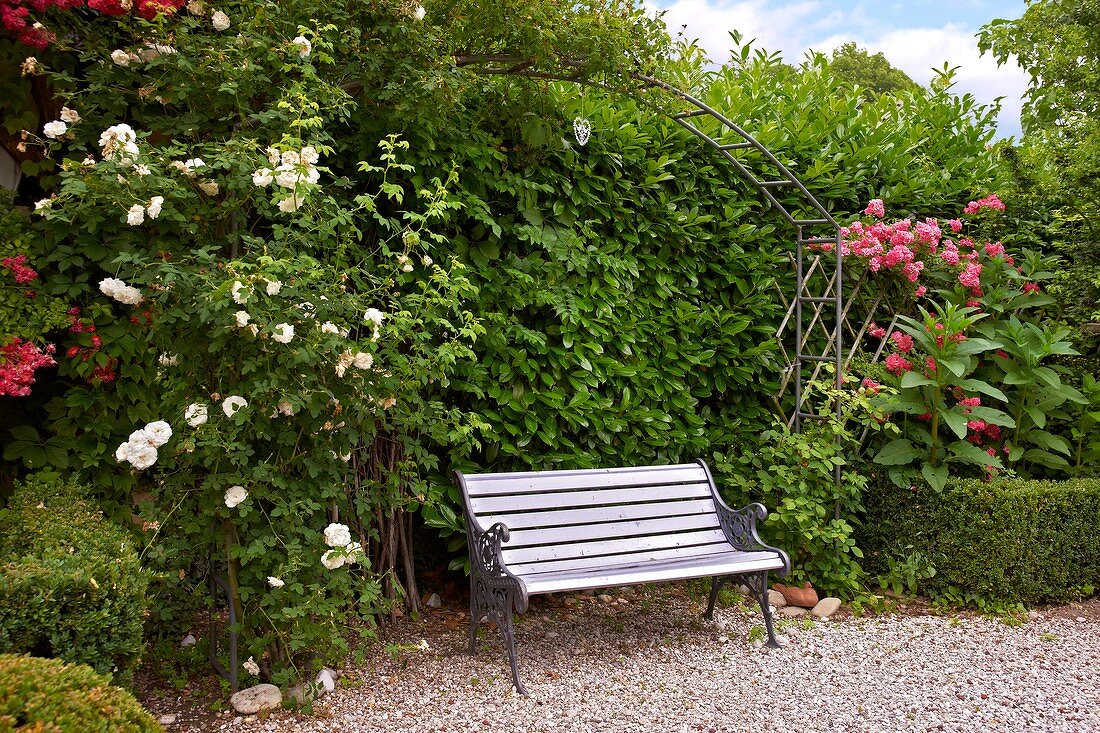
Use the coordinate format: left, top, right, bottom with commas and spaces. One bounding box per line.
231, 280, 250, 304
320, 321, 339, 335
352, 352, 373, 370
292, 35, 311, 58
185, 403, 209, 427
280, 150, 300, 166
277, 194, 302, 213
276, 400, 293, 416
144, 421, 173, 447
252, 168, 273, 187
233, 310, 251, 328
363, 308, 385, 341
265, 279, 282, 295
99, 277, 144, 306
222, 395, 248, 417
126, 441, 158, 470
134, 164, 151, 176
225, 485, 248, 508
34, 198, 51, 211
146, 196, 164, 219
158, 353, 178, 367
99, 123, 139, 163
324, 523, 352, 548
266, 146, 281, 166
211, 9, 230, 30
300, 146, 319, 165
126, 204, 145, 226
267, 576, 285, 588
20, 57, 38, 75
110, 49, 131, 66
413, 4, 425, 20
271, 323, 294, 344
43, 120, 67, 139
59, 107, 80, 124
320, 550, 345, 570
243, 656, 260, 676
273, 163, 299, 189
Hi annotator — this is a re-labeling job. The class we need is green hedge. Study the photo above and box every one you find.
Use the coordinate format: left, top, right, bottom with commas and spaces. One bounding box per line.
0, 475, 150, 685
859, 476, 1100, 604
0, 654, 162, 732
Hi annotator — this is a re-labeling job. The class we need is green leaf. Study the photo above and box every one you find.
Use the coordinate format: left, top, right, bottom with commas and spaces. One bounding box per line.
900, 371, 935, 388
921, 462, 948, 491
948, 440, 1003, 469
957, 379, 1008, 402
940, 410, 969, 439
873, 439, 922, 466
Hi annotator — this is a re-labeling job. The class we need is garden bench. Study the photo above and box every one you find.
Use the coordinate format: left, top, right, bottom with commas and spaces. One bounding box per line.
454, 459, 790, 693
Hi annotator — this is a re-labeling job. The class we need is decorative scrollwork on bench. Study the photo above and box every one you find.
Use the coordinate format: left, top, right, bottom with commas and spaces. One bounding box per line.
716, 502, 769, 552
470, 522, 510, 578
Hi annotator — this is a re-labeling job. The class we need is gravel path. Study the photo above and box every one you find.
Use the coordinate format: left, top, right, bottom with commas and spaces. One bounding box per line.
164, 587, 1100, 733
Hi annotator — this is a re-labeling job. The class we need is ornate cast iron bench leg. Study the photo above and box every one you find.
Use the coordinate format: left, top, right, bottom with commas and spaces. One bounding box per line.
704, 575, 727, 621
746, 570, 780, 648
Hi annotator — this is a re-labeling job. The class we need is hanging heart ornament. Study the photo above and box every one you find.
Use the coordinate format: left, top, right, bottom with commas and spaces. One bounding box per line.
573, 117, 591, 146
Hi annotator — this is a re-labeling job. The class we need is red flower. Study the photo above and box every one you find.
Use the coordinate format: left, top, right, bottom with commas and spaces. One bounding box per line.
1022, 282, 1041, 294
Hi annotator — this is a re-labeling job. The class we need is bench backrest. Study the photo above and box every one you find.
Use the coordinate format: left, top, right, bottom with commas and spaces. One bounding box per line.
456, 461, 729, 576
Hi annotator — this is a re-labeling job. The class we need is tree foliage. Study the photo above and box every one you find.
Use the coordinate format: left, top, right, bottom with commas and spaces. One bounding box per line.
826, 42, 919, 100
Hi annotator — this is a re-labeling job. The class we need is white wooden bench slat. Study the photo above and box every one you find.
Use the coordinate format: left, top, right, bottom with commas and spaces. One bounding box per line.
502, 513, 721, 548
477, 497, 718, 530
469, 482, 712, 513
464, 462, 703, 483
464, 464, 707, 495
520, 551, 786, 595
501, 528, 730, 565
505, 541, 736, 576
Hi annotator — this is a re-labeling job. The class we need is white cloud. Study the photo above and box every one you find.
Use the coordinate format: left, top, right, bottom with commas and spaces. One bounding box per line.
647, 1, 1029, 138
814, 26, 1029, 138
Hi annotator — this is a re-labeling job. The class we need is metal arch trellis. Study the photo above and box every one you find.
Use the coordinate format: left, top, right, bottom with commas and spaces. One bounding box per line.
453, 57, 846, 448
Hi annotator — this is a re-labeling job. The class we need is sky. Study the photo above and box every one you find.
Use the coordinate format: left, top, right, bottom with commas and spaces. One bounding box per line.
646, 0, 1030, 139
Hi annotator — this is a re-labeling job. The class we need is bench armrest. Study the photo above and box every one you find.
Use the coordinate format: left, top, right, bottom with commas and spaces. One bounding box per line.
467, 521, 530, 612
715, 502, 791, 576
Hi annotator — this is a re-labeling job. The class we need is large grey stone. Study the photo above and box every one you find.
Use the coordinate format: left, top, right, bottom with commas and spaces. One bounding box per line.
767, 589, 788, 609
315, 668, 336, 692
811, 597, 842, 619
229, 684, 282, 714
425, 593, 442, 608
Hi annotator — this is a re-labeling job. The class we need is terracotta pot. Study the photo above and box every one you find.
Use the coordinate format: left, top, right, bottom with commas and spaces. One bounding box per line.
772, 581, 819, 608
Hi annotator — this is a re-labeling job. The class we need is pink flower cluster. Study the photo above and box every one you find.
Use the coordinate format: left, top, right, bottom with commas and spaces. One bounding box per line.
962, 194, 1005, 214
890, 332, 914, 352
885, 353, 911, 375
2, 254, 38, 284
0, 337, 56, 396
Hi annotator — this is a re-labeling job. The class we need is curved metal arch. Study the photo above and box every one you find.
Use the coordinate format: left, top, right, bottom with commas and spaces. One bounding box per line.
454, 58, 843, 433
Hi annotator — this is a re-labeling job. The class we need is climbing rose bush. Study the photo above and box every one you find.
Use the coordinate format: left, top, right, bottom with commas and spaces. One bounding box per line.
11, 0, 490, 685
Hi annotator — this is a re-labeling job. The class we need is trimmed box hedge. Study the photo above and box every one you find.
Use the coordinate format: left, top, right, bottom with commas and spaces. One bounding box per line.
0, 475, 150, 684
0, 653, 163, 732
859, 476, 1100, 605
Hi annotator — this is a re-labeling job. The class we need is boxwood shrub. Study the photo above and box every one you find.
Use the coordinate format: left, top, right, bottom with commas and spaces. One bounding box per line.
859, 476, 1100, 605
0, 474, 151, 684
0, 654, 162, 732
